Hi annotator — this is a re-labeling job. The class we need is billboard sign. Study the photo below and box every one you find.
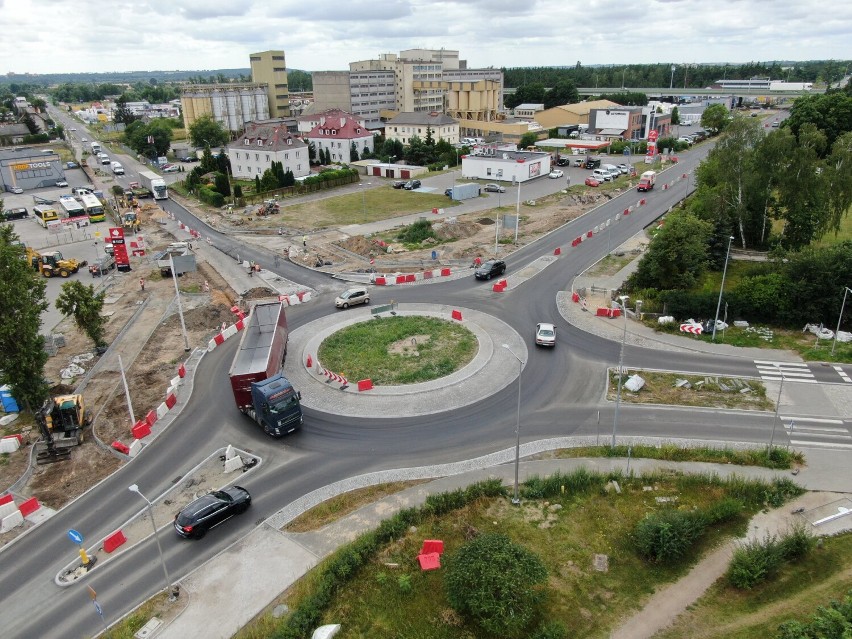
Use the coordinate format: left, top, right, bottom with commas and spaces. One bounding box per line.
109, 227, 131, 272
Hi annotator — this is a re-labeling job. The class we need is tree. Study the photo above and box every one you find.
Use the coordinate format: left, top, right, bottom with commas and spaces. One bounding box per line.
124, 119, 172, 157
188, 114, 229, 149
822, 131, 852, 237
55, 281, 107, 348
671, 106, 680, 125
282, 168, 295, 187
350, 141, 359, 162
21, 111, 39, 134
0, 225, 50, 412
113, 96, 137, 125
213, 172, 231, 197
629, 210, 713, 290
308, 141, 317, 163
543, 80, 579, 109
518, 132, 539, 149
445, 533, 548, 638
701, 103, 731, 134
784, 92, 852, 150
259, 168, 278, 193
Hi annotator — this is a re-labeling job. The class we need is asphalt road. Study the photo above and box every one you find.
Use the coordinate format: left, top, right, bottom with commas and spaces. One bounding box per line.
1, 112, 816, 638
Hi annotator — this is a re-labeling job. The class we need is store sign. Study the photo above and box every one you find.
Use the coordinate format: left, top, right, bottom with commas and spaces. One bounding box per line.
109, 227, 131, 272
12, 161, 53, 170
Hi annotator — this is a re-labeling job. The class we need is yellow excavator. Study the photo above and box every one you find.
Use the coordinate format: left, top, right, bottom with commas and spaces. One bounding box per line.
34, 394, 91, 464
123, 210, 140, 232
26, 247, 87, 278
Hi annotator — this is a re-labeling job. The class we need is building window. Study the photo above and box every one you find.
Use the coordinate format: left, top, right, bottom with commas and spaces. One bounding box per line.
266, 154, 270, 161
244, 139, 250, 145
284, 153, 288, 159
255, 154, 259, 160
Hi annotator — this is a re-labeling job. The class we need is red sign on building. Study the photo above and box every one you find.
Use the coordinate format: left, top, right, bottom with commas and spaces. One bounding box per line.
109, 227, 131, 272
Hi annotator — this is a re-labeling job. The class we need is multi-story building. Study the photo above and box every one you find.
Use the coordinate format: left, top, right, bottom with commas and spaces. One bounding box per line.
534, 100, 620, 130
303, 109, 375, 164
181, 84, 270, 132
250, 50, 290, 119
227, 120, 309, 180
384, 112, 459, 145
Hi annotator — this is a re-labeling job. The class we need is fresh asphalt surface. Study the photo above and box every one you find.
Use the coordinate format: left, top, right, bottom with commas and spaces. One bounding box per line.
3, 116, 846, 638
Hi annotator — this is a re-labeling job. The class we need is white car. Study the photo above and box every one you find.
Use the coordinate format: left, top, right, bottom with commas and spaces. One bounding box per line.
535, 322, 556, 347
55, 180, 69, 187
680, 121, 692, 127
9, 186, 23, 194
163, 165, 179, 173
616, 164, 630, 175
69, 127, 77, 131
678, 137, 693, 145
81, 138, 87, 143
549, 169, 564, 179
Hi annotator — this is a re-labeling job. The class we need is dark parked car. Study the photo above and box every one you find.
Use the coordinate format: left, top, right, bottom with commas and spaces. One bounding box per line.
393, 180, 406, 189
484, 183, 506, 193
444, 187, 454, 197
1, 207, 29, 221
555, 157, 570, 166
403, 179, 421, 190
174, 486, 252, 539
474, 259, 506, 280
180, 156, 199, 163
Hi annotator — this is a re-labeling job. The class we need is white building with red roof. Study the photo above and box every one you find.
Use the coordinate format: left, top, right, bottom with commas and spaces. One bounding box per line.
227, 120, 310, 180
303, 109, 375, 164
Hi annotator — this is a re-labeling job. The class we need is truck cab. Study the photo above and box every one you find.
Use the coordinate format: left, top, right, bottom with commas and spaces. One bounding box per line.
251, 375, 303, 437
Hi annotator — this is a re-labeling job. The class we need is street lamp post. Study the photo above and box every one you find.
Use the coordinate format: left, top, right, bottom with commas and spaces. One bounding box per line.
502, 344, 524, 505
514, 178, 521, 244
712, 236, 735, 342
128, 484, 175, 600
612, 295, 629, 447
670, 65, 676, 90
831, 286, 852, 356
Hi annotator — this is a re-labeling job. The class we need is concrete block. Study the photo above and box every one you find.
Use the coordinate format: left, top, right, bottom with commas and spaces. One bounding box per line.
1, 509, 24, 533
0, 437, 20, 453
128, 439, 142, 458
223, 455, 243, 473
311, 625, 341, 639
225, 444, 237, 460
223, 324, 238, 339
156, 402, 168, 418
170, 375, 181, 389
0, 501, 18, 519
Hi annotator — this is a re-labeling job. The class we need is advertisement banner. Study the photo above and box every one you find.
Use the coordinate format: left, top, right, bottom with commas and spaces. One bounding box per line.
109, 227, 131, 272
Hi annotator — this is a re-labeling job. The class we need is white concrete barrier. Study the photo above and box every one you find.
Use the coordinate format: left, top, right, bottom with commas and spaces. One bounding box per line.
1, 509, 24, 533
223, 456, 243, 473
0, 501, 18, 519
224, 444, 237, 460
0, 437, 20, 453
222, 324, 238, 339
156, 402, 169, 419
128, 439, 142, 458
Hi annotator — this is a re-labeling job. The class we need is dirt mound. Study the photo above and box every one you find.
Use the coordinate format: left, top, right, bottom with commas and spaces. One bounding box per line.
476, 217, 496, 226
338, 235, 382, 257
434, 221, 480, 240
243, 287, 279, 301
160, 303, 235, 332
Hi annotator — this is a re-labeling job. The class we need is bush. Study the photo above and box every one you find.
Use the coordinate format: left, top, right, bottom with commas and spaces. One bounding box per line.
633, 509, 706, 564
198, 186, 224, 207
397, 219, 436, 244
728, 534, 784, 589
779, 522, 816, 560
445, 533, 548, 638
530, 620, 568, 639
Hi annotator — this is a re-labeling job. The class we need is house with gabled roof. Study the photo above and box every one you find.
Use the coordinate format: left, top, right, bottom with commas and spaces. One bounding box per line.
303, 109, 374, 164
227, 120, 310, 180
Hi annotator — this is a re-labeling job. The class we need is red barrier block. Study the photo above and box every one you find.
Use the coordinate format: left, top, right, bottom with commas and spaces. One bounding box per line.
554, 247, 561, 255
451, 309, 463, 321
492, 283, 504, 292
145, 410, 158, 426
132, 421, 151, 440
596, 307, 609, 317
572, 292, 580, 303
296, 291, 306, 301
375, 277, 386, 286
640, 198, 646, 205
2, 434, 23, 445
111, 440, 130, 454
103, 530, 127, 554
423, 270, 433, 279
0, 494, 13, 506
18, 497, 40, 517
586, 231, 593, 238
165, 393, 177, 409
178, 363, 186, 378
405, 273, 416, 283
213, 333, 225, 346
624, 208, 629, 215
396, 275, 406, 284
357, 378, 373, 392
230, 305, 241, 316
235, 318, 246, 331
306, 354, 313, 368
432, 207, 439, 214
611, 308, 621, 318
421, 539, 444, 555
418, 553, 441, 571
440, 268, 451, 277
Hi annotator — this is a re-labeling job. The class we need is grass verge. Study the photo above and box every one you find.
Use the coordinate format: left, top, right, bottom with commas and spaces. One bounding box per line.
550, 444, 804, 470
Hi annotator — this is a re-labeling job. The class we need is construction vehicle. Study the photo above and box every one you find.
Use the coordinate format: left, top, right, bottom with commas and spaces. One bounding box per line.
34, 395, 92, 464
228, 301, 302, 437
26, 246, 87, 278
122, 210, 140, 232
127, 181, 151, 199
256, 200, 280, 216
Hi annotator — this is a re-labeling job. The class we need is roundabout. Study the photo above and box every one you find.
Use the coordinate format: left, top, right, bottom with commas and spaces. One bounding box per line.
286, 304, 528, 417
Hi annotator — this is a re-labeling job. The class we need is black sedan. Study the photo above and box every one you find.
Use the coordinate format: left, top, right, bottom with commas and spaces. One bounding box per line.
174, 486, 251, 539
403, 179, 421, 190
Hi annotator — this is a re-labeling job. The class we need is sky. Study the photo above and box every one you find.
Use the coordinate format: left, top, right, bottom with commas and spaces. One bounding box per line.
2, 0, 850, 75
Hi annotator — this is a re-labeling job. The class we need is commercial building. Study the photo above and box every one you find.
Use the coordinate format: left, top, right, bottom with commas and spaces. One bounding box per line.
534, 100, 620, 129
384, 112, 459, 145
227, 120, 309, 180
1, 148, 63, 192
303, 109, 375, 163
181, 84, 270, 132
514, 104, 545, 119
461, 149, 551, 184
250, 50, 291, 118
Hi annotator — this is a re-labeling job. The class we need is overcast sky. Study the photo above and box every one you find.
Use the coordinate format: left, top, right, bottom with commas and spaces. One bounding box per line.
2, 0, 850, 75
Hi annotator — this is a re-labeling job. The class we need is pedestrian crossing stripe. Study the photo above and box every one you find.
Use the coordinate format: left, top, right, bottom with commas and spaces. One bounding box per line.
754, 360, 809, 367
833, 365, 852, 383
789, 440, 852, 450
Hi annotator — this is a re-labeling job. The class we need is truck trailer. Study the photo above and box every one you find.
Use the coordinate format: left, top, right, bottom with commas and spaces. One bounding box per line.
138, 169, 168, 200
637, 170, 657, 192
228, 302, 303, 437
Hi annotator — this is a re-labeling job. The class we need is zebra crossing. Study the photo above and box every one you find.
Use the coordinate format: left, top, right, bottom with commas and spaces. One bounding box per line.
782, 416, 852, 450
754, 360, 816, 383
833, 365, 852, 383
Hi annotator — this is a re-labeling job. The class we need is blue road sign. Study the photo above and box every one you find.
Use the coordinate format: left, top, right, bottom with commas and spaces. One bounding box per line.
67, 529, 83, 544
93, 600, 103, 617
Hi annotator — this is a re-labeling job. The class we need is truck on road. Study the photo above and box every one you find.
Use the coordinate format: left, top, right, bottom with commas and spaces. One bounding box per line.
139, 169, 168, 200
228, 301, 303, 437
637, 170, 656, 192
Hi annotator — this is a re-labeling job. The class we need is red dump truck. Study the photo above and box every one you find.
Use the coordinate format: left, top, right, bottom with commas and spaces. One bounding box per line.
637, 170, 656, 192
228, 301, 303, 437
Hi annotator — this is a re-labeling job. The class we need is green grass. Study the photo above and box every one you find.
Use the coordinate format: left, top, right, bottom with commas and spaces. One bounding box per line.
318, 316, 477, 384
586, 253, 635, 277
553, 444, 804, 469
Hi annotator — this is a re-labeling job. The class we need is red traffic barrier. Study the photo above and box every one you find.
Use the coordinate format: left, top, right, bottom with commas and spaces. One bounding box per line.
103, 530, 127, 553
492, 282, 505, 292
375, 276, 386, 286
235, 318, 246, 331
19, 497, 40, 517
640, 198, 646, 205
396, 275, 406, 284
432, 207, 439, 214
680, 323, 703, 335
440, 268, 451, 277
213, 333, 225, 346
405, 273, 416, 283
111, 440, 130, 454
421, 539, 444, 555
2, 433, 23, 445
586, 230, 593, 238
0, 494, 13, 506
682, 173, 688, 179
451, 309, 463, 321
132, 421, 151, 440
357, 378, 373, 392
423, 270, 433, 279
554, 247, 561, 255
611, 308, 621, 318
596, 307, 611, 317
178, 363, 186, 378
571, 291, 580, 303
165, 393, 177, 409
417, 552, 441, 571
145, 410, 158, 426
663, 184, 668, 190
306, 354, 313, 368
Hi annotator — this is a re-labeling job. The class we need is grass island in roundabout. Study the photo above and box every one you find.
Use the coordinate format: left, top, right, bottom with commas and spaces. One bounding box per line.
318, 315, 477, 385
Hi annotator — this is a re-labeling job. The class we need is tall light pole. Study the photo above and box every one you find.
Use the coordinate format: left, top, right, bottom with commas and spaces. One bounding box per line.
502, 344, 524, 505
514, 177, 521, 244
612, 295, 629, 447
831, 286, 852, 356
670, 65, 676, 91
712, 236, 735, 342
128, 484, 175, 600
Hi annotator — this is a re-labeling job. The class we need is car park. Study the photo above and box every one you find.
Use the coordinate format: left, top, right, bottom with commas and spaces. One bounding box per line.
55, 179, 68, 187
393, 180, 406, 189
334, 287, 370, 309
174, 486, 252, 540
403, 179, 421, 190
549, 169, 564, 179
474, 259, 506, 280
585, 177, 601, 187
484, 183, 505, 193
535, 322, 556, 347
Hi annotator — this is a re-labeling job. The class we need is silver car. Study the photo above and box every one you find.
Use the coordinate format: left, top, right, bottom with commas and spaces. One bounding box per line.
335, 287, 370, 309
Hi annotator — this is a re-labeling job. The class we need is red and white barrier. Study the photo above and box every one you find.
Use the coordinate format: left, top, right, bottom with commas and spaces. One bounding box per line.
322, 369, 348, 386
680, 323, 703, 335
371, 268, 453, 285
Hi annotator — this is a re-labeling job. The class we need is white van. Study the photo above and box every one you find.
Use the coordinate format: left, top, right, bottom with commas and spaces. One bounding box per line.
592, 168, 612, 182
602, 164, 621, 180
